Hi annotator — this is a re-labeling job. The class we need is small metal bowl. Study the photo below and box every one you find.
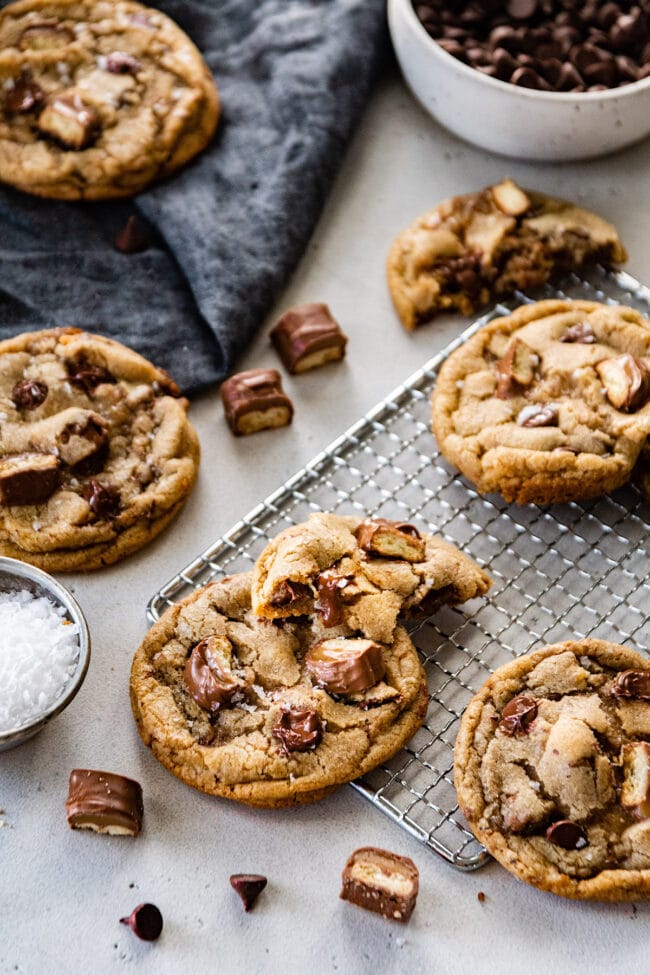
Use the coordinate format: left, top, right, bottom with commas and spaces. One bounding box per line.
0, 557, 91, 751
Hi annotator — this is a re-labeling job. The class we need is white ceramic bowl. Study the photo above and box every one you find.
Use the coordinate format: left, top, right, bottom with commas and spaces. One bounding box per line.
388, 0, 650, 162
0, 558, 90, 751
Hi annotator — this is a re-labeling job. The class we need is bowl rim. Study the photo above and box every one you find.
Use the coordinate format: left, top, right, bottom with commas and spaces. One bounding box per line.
0, 556, 91, 743
394, 0, 650, 102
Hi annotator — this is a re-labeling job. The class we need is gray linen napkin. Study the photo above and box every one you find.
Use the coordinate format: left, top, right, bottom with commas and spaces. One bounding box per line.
0, 0, 387, 393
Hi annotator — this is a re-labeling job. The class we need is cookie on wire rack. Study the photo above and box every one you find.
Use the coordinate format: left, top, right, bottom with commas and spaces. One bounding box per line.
130, 572, 428, 807
455, 639, 650, 901
431, 299, 650, 504
252, 512, 491, 643
387, 179, 626, 330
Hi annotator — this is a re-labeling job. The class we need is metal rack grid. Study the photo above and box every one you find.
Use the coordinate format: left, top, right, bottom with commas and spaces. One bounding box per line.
148, 267, 650, 871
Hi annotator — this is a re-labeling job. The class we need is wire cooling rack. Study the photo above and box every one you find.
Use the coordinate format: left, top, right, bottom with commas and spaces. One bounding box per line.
148, 267, 650, 871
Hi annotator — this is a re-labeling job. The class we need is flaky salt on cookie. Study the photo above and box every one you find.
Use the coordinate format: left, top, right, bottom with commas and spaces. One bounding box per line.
387, 179, 626, 330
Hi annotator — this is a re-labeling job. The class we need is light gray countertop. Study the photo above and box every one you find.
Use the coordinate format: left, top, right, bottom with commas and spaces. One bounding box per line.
2, 61, 650, 975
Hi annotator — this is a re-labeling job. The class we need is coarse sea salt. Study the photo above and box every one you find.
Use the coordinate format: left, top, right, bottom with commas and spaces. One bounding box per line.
0, 590, 79, 734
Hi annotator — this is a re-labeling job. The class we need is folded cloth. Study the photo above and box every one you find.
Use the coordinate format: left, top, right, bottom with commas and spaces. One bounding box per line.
0, 0, 387, 394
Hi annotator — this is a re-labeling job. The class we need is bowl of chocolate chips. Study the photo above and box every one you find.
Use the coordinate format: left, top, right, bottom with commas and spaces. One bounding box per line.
389, 0, 650, 160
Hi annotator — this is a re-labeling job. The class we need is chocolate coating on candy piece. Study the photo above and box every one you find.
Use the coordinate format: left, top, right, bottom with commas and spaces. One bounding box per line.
183, 636, 248, 713
306, 638, 385, 694
315, 570, 350, 626
596, 354, 650, 412
270, 303, 347, 374
612, 670, 650, 701
66, 359, 116, 396
37, 95, 100, 151
220, 369, 293, 436
272, 707, 323, 754
355, 519, 425, 562
0, 453, 60, 505
498, 694, 538, 736
105, 52, 142, 75
18, 19, 74, 50
341, 847, 419, 923
66, 769, 143, 836
545, 820, 588, 850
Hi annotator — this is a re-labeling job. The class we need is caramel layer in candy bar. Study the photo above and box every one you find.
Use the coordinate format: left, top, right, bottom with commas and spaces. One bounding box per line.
220, 369, 293, 436
270, 303, 347, 374
341, 847, 419, 922
66, 769, 143, 836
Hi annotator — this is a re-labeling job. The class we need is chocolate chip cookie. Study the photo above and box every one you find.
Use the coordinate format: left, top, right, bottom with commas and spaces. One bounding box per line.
0, 327, 199, 570
129, 572, 428, 807
0, 0, 219, 199
387, 180, 626, 330
252, 513, 491, 643
432, 299, 650, 504
455, 639, 650, 901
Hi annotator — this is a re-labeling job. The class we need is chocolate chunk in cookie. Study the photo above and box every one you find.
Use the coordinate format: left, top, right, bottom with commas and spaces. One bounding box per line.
0, 453, 60, 506
306, 638, 385, 695
387, 181, 626, 329
37, 95, 100, 150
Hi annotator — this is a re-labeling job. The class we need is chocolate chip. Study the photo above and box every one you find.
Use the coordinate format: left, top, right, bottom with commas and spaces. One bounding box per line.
67, 360, 116, 396
477, 891, 486, 903
269, 579, 312, 609
5, 76, 45, 116
612, 670, 650, 701
506, 0, 537, 19
105, 52, 142, 75
83, 480, 120, 519
230, 875, 267, 912
545, 820, 588, 850
11, 379, 48, 410
498, 694, 538, 735
120, 904, 163, 941
272, 707, 323, 754
413, 1, 650, 91
114, 216, 149, 254
560, 322, 596, 344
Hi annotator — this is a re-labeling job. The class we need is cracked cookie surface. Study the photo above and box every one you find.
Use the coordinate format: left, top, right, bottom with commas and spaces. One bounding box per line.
251, 512, 491, 643
130, 572, 428, 807
432, 300, 650, 504
0, 327, 199, 570
387, 180, 626, 330
455, 640, 650, 901
0, 0, 219, 199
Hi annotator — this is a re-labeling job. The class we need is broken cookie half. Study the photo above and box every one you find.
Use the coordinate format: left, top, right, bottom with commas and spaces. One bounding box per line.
251, 512, 491, 644
387, 180, 627, 330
